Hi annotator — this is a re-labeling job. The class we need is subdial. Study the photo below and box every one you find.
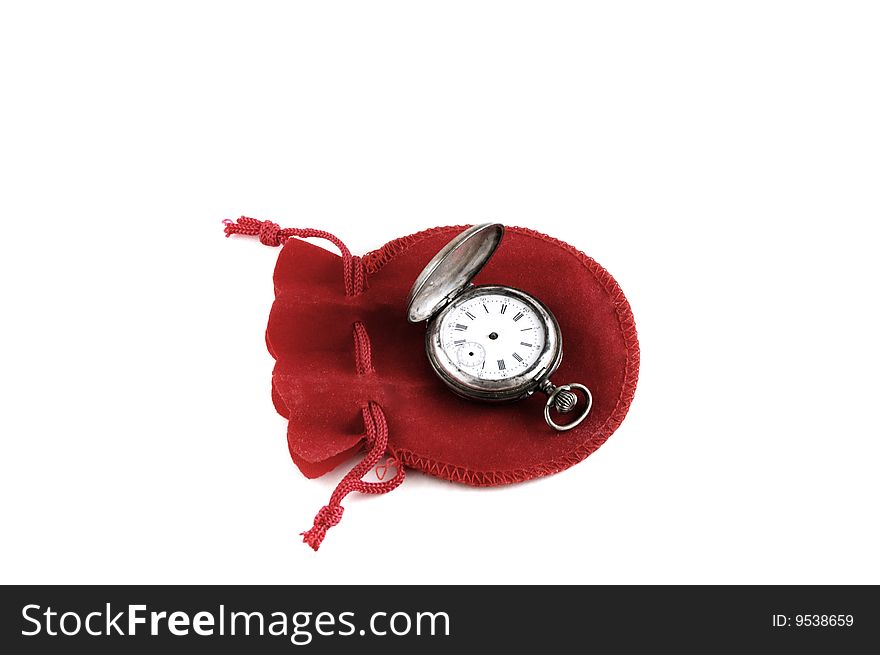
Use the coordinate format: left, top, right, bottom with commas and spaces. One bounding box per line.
456, 342, 486, 368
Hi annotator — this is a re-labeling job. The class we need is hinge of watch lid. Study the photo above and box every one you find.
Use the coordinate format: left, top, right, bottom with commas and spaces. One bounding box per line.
430, 283, 474, 321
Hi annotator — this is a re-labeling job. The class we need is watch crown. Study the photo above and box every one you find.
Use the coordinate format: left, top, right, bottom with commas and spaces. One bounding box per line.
554, 390, 578, 414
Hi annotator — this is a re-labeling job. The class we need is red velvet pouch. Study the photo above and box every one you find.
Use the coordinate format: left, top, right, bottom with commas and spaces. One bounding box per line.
225, 217, 639, 550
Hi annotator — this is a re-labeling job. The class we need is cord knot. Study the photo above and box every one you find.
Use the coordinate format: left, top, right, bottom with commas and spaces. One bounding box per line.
301, 504, 345, 551
258, 220, 282, 247
315, 504, 345, 527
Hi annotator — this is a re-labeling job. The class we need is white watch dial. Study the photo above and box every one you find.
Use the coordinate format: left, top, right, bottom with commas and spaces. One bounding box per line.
440, 293, 547, 380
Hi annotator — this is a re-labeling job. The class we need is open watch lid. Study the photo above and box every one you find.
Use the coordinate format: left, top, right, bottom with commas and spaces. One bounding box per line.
406, 223, 505, 323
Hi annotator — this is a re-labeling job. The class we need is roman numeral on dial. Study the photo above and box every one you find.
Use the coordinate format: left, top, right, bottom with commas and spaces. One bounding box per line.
512, 352, 523, 362
512, 312, 524, 322
520, 342, 533, 348
454, 339, 465, 345
500, 304, 508, 314
497, 359, 506, 370
454, 324, 468, 331
465, 311, 475, 320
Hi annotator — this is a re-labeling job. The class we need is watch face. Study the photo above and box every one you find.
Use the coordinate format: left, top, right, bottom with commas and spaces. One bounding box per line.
439, 292, 548, 381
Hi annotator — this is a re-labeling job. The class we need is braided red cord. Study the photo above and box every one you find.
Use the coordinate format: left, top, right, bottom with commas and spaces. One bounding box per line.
223, 216, 364, 295
352, 321, 375, 375
225, 217, 399, 548
300, 402, 405, 550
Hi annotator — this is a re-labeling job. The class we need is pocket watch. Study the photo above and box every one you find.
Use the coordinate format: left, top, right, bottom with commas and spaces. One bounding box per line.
406, 223, 592, 431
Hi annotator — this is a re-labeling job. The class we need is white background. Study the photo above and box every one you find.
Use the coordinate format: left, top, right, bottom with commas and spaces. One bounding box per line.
1, 1, 878, 585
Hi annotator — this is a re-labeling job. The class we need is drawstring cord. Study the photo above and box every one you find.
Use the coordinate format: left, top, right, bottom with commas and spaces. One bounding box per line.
223, 216, 364, 296
224, 217, 403, 550
301, 402, 405, 550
